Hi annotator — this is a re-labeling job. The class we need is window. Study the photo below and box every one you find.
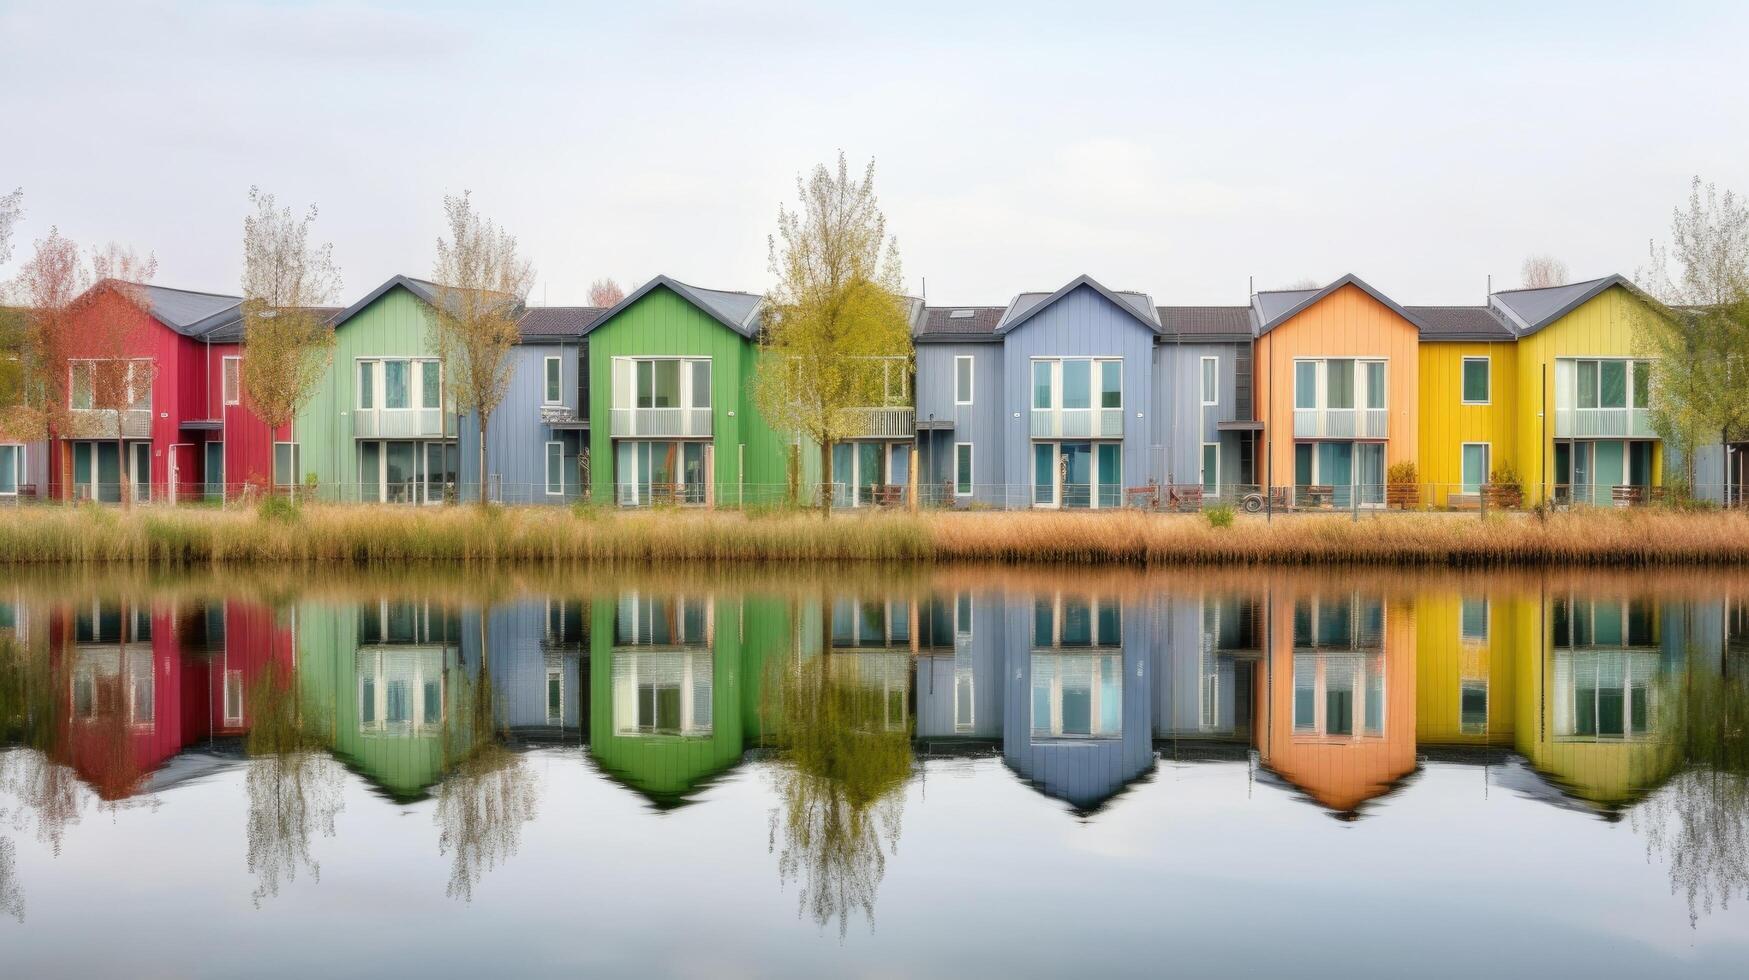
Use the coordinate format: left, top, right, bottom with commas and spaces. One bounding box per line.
273, 442, 299, 488
1294, 361, 1316, 409
0, 444, 21, 496
1099, 361, 1122, 409
1460, 597, 1489, 642
545, 441, 564, 495
1365, 362, 1386, 410
955, 356, 974, 405
71, 362, 94, 410
1326, 359, 1355, 409
1461, 357, 1490, 404
1200, 356, 1217, 406
954, 442, 973, 497
1632, 360, 1650, 408
1461, 443, 1489, 496
1032, 360, 1051, 410
421, 361, 441, 409
1599, 360, 1627, 408
358, 361, 374, 410
1577, 360, 1598, 408
1202, 443, 1219, 494
544, 356, 562, 405
384, 360, 409, 409
691, 360, 711, 409
224, 670, 244, 726
546, 668, 564, 724
222, 356, 241, 406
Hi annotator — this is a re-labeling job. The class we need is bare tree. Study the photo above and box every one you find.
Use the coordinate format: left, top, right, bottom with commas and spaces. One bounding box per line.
1280, 278, 1321, 290
8, 229, 86, 452
1520, 254, 1569, 289
586, 277, 624, 307
240, 186, 342, 502
0, 188, 21, 267
426, 192, 535, 506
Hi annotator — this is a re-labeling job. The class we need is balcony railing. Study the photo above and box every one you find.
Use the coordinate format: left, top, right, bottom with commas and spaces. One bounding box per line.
840, 406, 914, 439
1293, 407, 1387, 440
68, 408, 152, 439
1554, 407, 1656, 439
610, 407, 713, 438
1030, 407, 1124, 439
355, 407, 446, 439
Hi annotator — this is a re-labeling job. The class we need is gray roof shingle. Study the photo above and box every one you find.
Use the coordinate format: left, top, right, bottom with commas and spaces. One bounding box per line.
1487, 274, 1651, 336
1156, 306, 1253, 341
517, 306, 604, 341
1406, 306, 1514, 341
918, 306, 1005, 340
583, 275, 764, 339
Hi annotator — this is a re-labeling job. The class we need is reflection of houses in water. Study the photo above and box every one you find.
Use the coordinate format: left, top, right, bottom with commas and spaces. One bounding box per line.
1156, 594, 1260, 741
466, 598, 586, 742
1514, 594, 1680, 810
1003, 592, 1153, 814
914, 592, 1001, 743
827, 597, 912, 732
1414, 591, 1514, 748
298, 599, 465, 801
589, 594, 745, 809
1261, 591, 1417, 818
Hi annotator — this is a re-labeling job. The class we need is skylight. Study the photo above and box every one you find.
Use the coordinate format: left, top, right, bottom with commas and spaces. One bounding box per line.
949, 309, 975, 319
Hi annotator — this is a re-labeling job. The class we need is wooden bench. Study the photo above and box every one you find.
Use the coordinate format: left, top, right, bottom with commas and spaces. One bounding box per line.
1125, 484, 1161, 510
1299, 484, 1334, 509
869, 484, 905, 507
1611, 484, 1646, 507
1168, 484, 1204, 512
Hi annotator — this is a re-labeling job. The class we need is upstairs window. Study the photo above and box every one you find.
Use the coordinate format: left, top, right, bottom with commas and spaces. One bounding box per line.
222, 356, 241, 406
544, 356, 562, 405
955, 356, 974, 405
1462, 357, 1490, 404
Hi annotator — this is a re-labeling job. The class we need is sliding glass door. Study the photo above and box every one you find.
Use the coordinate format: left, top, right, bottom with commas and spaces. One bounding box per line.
1031, 442, 1121, 509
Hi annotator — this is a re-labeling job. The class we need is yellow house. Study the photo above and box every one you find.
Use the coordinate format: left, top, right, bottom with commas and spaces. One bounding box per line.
1413, 307, 1520, 508
1491, 276, 1665, 506
1413, 588, 1520, 748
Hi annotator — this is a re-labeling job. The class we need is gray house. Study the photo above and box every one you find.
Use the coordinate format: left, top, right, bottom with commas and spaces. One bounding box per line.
917, 275, 1167, 509
1155, 306, 1259, 498
458, 306, 601, 504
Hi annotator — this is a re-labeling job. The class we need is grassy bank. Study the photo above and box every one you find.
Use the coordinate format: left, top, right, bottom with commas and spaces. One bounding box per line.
2, 503, 1749, 566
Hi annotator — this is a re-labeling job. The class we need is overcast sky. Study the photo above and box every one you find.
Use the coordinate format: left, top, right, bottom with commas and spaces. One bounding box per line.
4, 0, 1747, 307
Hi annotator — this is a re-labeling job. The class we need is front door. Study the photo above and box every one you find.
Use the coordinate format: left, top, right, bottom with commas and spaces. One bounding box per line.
1034, 443, 1057, 507
1594, 440, 1624, 506
205, 441, 224, 501
1060, 442, 1092, 509
385, 441, 418, 503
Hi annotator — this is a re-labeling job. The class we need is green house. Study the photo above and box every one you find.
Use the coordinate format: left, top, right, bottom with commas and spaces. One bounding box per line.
296, 276, 461, 503
583, 276, 802, 506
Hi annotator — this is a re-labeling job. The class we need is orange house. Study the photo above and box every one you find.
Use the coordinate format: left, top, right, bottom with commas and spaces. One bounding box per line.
1251, 275, 1421, 505
1258, 585, 1418, 816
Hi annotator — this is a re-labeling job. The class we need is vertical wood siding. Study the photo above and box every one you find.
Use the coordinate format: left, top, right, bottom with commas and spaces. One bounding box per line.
1417, 340, 1518, 506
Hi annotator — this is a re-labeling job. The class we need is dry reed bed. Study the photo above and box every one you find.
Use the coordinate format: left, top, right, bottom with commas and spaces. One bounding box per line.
0, 504, 1748, 567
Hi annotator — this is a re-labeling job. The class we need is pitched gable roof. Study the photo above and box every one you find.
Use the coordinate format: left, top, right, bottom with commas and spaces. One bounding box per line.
330, 275, 443, 330
995, 274, 1160, 336
1488, 274, 1653, 336
1404, 306, 1514, 342
580, 275, 764, 339
197, 306, 342, 343
92, 280, 243, 338
1251, 274, 1428, 335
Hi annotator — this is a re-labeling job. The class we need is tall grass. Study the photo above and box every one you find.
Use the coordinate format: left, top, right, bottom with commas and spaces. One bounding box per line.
1, 504, 1749, 567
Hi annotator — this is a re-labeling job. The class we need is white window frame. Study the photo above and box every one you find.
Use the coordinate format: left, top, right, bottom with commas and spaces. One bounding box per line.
355, 357, 442, 413
543, 356, 562, 406
67, 358, 153, 411
1461, 441, 1490, 495
1202, 442, 1220, 494
1200, 356, 1218, 407
224, 669, 245, 726
954, 355, 974, 406
546, 666, 564, 725
545, 440, 564, 496
222, 355, 241, 407
954, 442, 973, 497
1460, 356, 1490, 406
1292, 356, 1387, 411
273, 441, 299, 488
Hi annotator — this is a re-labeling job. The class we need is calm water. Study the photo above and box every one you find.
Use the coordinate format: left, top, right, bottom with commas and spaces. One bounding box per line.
3, 564, 1748, 978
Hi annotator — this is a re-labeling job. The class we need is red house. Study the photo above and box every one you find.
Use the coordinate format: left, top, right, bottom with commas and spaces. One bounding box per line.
46, 280, 294, 502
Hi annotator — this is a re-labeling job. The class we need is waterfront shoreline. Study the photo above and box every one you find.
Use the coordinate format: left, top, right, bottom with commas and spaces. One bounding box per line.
2, 504, 1749, 566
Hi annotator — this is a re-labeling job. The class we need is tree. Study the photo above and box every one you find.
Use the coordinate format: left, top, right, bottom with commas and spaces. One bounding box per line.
753, 153, 911, 516
7, 228, 86, 449
1520, 254, 1569, 288
240, 186, 342, 502
426, 192, 534, 506
0, 187, 21, 267
1636, 177, 1749, 496
83, 246, 159, 506
587, 277, 624, 307
1280, 277, 1322, 290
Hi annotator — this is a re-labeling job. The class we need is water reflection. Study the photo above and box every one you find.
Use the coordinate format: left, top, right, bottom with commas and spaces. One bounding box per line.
1, 568, 1748, 940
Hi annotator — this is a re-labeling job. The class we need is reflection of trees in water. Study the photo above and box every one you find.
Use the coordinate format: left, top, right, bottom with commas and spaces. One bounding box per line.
0, 836, 19, 922
764, 653, 913, 938
435, 669, 538, 903
2, 636, 88, 921
244, 669, 343, 907
1633, 670, 1749, 926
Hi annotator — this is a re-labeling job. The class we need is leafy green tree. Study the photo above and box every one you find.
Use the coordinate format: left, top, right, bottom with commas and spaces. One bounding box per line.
754, 154, 912, 515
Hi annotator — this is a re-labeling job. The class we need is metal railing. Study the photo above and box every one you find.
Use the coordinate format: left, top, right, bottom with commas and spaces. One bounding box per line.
1030, 407, 1124, 439
609, 406, 713, 438
1553, 406, 1656, 439
1292, 407, 1388, 439
839, 406, 915, 439
354, 407, 447, 439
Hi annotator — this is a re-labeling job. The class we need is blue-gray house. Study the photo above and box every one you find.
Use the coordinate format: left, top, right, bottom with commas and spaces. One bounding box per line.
458, 306, 601, 504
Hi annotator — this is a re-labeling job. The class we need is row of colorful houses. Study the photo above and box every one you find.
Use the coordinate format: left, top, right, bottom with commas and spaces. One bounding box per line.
4, 268, 1738, 508
5, 580, 1740, 816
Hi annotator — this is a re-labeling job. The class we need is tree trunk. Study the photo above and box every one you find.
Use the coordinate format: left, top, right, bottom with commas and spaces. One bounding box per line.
820, 438, 833, 518
478, 411, 490, 507
116, 422, 128, 508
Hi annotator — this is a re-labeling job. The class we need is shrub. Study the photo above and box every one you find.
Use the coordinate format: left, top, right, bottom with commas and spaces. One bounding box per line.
1205, 503, 1235, 529
257, 494, 299, 523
